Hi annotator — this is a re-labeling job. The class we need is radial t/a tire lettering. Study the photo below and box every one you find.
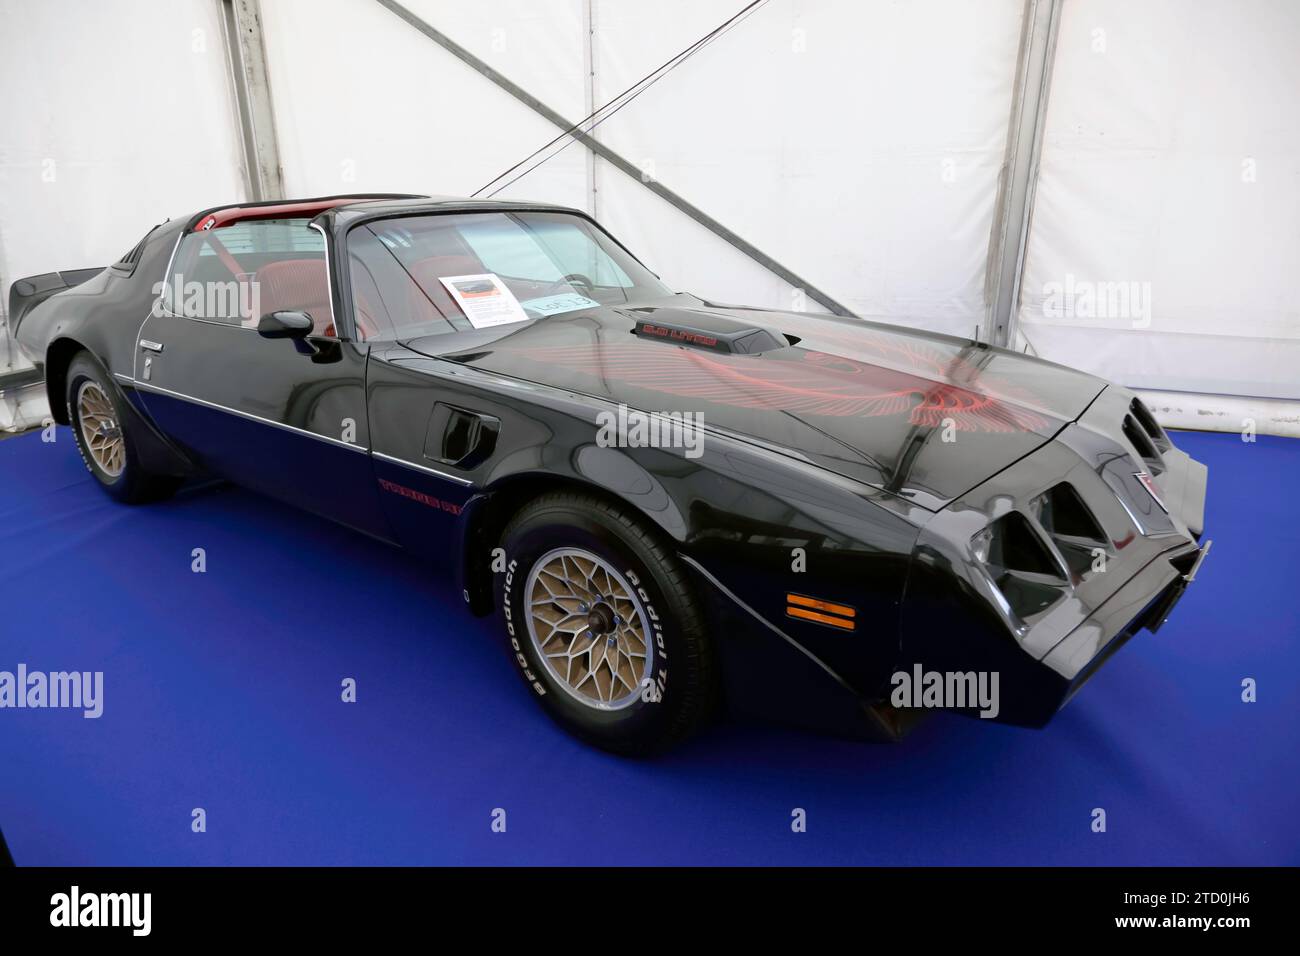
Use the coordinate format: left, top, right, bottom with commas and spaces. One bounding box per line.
499, 491, 717, 755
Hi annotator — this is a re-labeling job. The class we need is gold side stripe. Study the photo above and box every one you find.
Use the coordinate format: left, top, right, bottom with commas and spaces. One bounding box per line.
786, 606, 856, 630
787, 593, 856, 619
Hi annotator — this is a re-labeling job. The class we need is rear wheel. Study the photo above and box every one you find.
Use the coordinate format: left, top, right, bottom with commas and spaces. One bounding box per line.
499, 492, 717, 755
66, 352, 180, 503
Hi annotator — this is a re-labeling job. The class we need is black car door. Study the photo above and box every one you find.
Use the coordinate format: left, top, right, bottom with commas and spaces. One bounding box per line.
131, 217, 392, 539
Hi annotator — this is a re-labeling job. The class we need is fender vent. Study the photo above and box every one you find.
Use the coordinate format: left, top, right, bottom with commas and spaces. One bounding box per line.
1130, 397, 1171, 452
1123, 414, 1164, 475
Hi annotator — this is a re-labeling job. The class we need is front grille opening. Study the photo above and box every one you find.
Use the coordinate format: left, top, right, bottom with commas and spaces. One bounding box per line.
982, 512, 1068, 620
1123, 414, 1164, 474
986, 512, 1060, 576
998, 575, 1065, 619
1035, 483, 1107, 579
1037, 483, 1105, 541
1130, 398, 1171, 452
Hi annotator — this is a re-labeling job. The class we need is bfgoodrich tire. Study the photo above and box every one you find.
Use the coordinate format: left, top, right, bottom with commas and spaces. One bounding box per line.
66, 351, 180, 504
499, 492, 717, 755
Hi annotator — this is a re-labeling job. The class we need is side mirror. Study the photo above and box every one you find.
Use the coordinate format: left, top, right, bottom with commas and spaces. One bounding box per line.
258, 310, 314, 339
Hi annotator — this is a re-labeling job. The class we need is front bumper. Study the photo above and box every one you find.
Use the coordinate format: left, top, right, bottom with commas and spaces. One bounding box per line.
889, 534, 1210, 731
1039, 537, 1206, 718
896, 387, 1210, 730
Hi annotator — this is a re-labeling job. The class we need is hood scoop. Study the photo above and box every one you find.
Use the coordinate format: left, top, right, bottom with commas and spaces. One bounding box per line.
627, 307, 793, 355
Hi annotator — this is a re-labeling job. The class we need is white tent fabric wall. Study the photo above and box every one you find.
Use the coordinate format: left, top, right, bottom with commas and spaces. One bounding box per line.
1014, 0, 1300, 436
587, 0, 1025, 330
260, 0, 1025, 335
0, 0, 246, 428
2, 0, 1293, 436
258, 0, 592, 211
0, 1, 245, 288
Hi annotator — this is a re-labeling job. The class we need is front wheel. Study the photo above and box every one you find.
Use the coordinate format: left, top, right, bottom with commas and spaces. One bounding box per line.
66, 352, 180, 503
499, 492, 717, 755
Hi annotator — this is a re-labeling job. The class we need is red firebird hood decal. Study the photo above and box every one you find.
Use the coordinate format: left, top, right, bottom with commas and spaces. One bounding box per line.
422, 303, 1106, 508
500, 336, 1050, 434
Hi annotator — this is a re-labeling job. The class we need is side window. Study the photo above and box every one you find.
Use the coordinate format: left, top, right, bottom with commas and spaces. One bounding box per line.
166, 218, 336, 335
347, 228, 463, 342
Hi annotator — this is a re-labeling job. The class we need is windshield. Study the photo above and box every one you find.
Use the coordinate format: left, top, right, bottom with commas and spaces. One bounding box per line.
346, 211, 672, 341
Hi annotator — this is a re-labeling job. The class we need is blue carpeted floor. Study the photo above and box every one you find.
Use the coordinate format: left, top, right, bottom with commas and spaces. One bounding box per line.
0, 428, 1296, 865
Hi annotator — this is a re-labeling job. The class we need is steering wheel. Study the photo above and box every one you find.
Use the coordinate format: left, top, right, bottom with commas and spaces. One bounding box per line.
542, 273, 596, 297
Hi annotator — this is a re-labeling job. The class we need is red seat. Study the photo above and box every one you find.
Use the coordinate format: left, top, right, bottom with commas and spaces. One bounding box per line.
408, 254, 485, 285
254, 259, 335, 336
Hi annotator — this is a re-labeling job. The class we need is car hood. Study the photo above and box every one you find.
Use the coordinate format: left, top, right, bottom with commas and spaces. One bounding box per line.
404, 301, 1106, 510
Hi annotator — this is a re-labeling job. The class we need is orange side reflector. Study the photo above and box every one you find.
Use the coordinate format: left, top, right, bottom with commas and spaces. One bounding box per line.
785, 593, 856, 631
786, 606, 855, 630
786, 593, 856, 619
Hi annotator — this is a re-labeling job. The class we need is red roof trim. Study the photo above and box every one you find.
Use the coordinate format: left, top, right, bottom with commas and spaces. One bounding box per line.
192, 198, 371, 232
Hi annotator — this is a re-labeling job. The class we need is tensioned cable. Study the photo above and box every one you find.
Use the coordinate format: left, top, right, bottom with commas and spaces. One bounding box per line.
472, 0, 770, 199
478, 0, 769, 198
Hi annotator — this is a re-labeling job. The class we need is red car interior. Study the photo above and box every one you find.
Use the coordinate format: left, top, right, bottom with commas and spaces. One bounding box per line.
253, 259, 335, 336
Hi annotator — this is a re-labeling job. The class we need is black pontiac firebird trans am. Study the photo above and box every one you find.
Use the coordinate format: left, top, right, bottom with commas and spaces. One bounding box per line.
11, 194, 1209, 754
